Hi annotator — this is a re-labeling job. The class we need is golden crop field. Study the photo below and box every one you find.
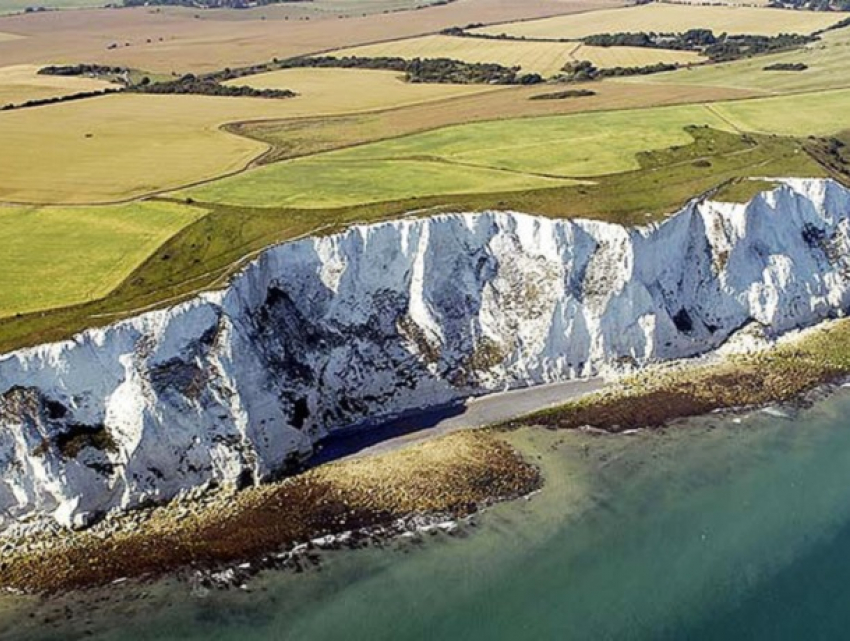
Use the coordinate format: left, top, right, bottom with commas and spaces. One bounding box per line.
333, 35, 700, 77
626, 27, 850, 95
334, 35, 579, 77
0, 73, 505, 205
0, 200, 204, 318
0, 64, 115, 106
473, 4, 850, 39
226, 67, 501, 113
569, 43, 701, 68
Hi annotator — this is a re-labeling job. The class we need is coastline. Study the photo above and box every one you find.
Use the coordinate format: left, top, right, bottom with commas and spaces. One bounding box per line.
0, 431, 539, 594
5, 316, 850, 594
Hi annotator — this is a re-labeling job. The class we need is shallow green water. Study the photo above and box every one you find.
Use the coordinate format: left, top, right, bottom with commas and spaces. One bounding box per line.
6, 390, 850, 640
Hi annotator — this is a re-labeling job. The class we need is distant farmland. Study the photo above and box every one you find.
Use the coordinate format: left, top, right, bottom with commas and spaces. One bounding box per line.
0, 74, 503, 205
0, 64, 115, 106
626, 27, 850, 95
473, 4, 850, 39
0, 0, 625, 74
333, 35, 701, 77
225, 67, 500, 112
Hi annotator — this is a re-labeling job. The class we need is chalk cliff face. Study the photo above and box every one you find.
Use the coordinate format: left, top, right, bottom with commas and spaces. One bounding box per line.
2, 178, 850, 530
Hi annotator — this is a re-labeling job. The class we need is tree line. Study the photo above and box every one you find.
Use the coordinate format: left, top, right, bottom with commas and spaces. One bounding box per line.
38, 64, 129, 78
577, 30, 815, 62
1, 88, 123, 112
130, 74, 296, 98
440, 24, 824, 63
557, 60, 681, 82
268, 55, 544, 84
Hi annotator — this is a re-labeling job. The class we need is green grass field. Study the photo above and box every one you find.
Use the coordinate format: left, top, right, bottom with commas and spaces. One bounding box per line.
627, 28, 850, 95
182, 106, 729, 207
0, 201, 205, 318
182, 88, 850, 209
712, 88, 850, 136
181, 157, 576, 209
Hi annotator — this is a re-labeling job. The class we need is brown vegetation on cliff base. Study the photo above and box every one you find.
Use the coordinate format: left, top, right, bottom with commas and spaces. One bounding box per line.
0, 431, 539, 594
510, 319, 850, 433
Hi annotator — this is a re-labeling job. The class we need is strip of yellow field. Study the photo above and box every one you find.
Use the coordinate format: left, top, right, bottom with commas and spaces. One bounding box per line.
223, 67, 501, 114
333, 35, 701, 77
0, 64, 115, 107
0, 74, 503, 205
473, 4, 850, 39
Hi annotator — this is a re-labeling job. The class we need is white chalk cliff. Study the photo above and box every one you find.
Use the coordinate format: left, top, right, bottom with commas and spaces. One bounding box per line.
2, 178, 850, 530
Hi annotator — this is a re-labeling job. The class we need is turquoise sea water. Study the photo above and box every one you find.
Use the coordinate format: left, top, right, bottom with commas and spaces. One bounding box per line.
6, 390, 850, 640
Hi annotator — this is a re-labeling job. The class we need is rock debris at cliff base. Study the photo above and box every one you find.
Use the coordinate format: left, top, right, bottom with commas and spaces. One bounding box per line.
0, 431, 539, 594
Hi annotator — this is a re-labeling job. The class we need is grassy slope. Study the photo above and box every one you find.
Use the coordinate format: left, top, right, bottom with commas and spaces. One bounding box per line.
185, 89, 850, 209
0, 201, 205, 318
0, 127, 828, 355
181, 157, 575, 209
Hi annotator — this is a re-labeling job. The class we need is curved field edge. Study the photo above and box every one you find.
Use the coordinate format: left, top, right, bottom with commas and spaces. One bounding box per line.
181, 88, 850, 209
0, 79, 754, 207
0, 78, 503, 206
0, 126, 836, 356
